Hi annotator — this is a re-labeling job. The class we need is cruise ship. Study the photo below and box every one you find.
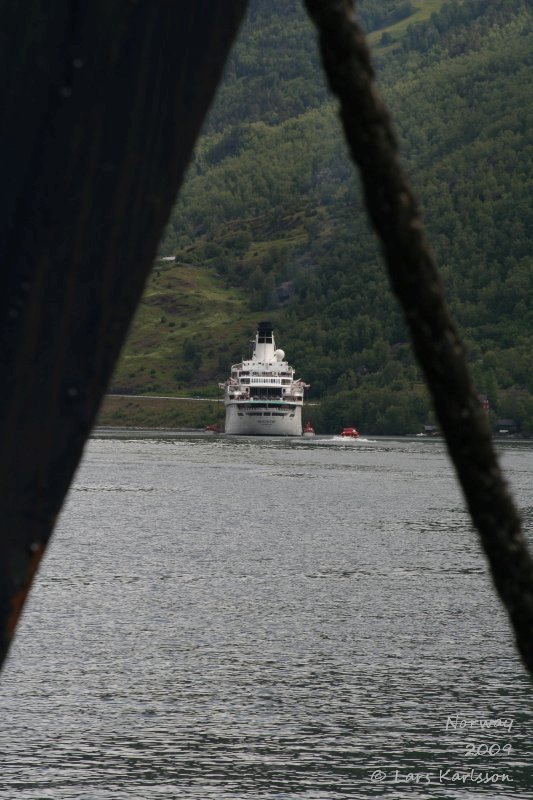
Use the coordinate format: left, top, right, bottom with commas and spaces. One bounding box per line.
220, 321, 309, 435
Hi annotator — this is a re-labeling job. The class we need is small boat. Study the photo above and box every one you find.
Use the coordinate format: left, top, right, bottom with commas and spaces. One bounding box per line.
340, 426, 360, 438
303, 420, 315, 437
204, 423, 221, 434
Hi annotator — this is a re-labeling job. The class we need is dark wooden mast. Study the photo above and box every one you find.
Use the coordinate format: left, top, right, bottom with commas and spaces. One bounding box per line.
0, 1, 247, 667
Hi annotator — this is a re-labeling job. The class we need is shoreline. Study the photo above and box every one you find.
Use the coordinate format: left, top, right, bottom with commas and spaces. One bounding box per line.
91, 426, 532, 442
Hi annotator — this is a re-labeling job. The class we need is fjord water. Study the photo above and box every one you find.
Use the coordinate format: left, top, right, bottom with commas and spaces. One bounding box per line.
1, 435, 532, 799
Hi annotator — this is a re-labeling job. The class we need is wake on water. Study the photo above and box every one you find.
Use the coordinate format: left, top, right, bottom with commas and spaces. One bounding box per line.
295, 436, 375, 445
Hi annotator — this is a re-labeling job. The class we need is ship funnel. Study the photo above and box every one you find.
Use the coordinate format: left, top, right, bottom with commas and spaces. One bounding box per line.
254, 320, 276, 362
257, 320, 273, 337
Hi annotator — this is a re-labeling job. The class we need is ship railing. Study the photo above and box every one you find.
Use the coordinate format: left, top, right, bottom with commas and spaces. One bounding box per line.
249, 396, 282, 402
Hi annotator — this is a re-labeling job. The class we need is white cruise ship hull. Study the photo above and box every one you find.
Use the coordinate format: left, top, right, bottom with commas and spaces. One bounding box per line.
220, 321, 308, 437
225, 403, 302, 436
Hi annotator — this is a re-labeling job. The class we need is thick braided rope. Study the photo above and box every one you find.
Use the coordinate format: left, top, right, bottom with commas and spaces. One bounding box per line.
304, 0, 533, 676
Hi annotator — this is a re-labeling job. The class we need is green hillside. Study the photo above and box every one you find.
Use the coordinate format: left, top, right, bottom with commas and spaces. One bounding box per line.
112, 261, 256, 395
109, 0, 533, 434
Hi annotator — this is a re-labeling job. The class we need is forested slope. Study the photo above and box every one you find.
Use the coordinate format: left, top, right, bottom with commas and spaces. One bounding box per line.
111, 0, 533, 434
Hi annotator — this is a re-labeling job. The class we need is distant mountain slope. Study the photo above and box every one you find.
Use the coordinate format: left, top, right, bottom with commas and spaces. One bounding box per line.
110, 261, 257, 395
113, 0, 533, 433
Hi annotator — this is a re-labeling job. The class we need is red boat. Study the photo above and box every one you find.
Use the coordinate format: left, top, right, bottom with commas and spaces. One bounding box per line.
340, 426, 360, 438
303, 420, 315, 437
204, 423, 221, 434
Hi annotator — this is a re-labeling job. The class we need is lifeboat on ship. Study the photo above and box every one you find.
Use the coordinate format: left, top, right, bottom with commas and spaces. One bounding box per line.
340, 426, 360, 438
302, 420, 315, 437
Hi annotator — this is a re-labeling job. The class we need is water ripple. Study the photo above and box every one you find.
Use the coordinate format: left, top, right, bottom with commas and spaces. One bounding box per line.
1, 437, 532, 799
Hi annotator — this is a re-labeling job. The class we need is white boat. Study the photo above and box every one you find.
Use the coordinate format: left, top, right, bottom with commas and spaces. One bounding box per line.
220, 321, 309, 436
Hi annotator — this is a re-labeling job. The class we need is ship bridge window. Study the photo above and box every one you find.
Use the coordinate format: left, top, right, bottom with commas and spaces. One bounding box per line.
250, 387, 282, 400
